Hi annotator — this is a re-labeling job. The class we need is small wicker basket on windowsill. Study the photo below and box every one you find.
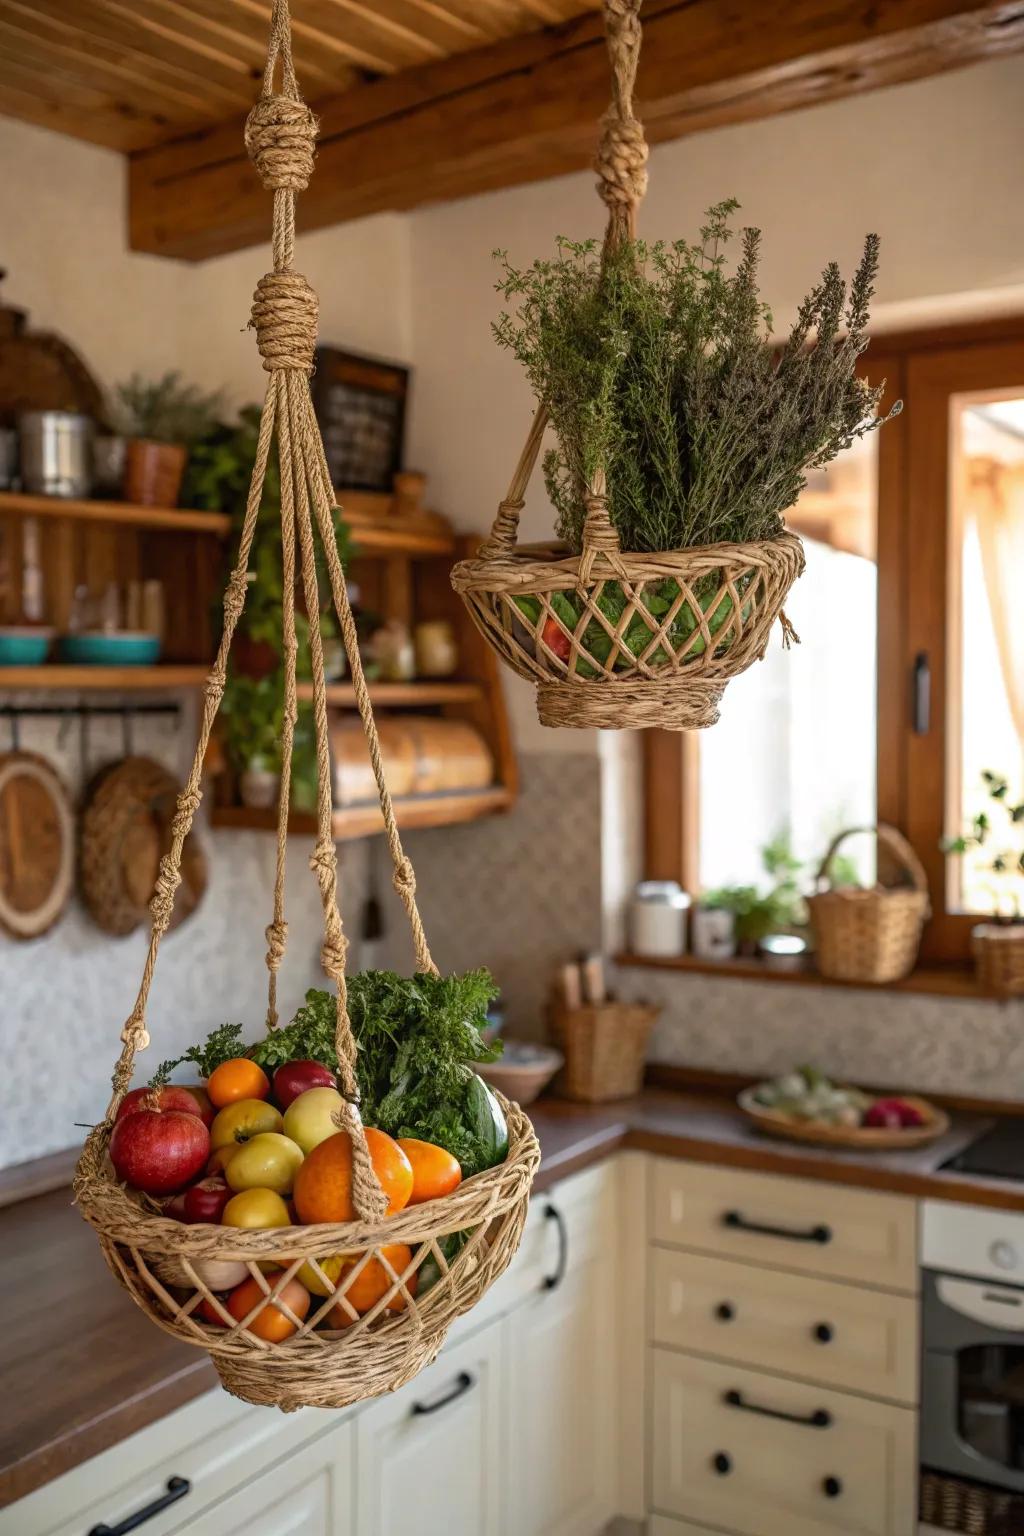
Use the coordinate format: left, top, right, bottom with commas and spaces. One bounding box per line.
807, 825, 930, 985
972, 923, 1024, 998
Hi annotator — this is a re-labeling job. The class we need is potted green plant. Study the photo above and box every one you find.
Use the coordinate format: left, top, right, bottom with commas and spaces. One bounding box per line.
220, 673, 282, 810
943, 770, 1024, 996
696, 835, 808, 957
115, 371, 222, 508
452, 2, 898, 731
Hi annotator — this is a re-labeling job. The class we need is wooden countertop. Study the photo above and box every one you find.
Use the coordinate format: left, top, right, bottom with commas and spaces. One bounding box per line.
3, 1088, 1022, 1508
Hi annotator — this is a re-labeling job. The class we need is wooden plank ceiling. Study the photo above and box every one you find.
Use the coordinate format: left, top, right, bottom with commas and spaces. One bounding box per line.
0, 0, 599, 153
1, 1, 1023, 261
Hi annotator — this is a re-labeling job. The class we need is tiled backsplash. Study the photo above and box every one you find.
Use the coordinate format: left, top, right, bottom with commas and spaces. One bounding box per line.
617, 964, 1024, 1102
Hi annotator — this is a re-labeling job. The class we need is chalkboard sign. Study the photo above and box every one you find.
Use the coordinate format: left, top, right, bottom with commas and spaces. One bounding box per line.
312, 346, 409, 493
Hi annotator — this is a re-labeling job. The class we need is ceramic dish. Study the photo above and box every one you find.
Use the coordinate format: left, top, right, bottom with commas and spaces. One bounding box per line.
738, 1086, 950, 1150
57, 631, 161, 666
478, 1041, 564, 1106
0, 626, 54, 665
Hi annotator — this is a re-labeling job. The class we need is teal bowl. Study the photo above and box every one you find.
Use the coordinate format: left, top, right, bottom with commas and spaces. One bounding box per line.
0, 627, 54, 665
58, 631, 162, 666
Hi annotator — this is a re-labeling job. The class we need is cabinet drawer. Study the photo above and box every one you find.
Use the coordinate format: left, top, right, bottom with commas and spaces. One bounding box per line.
651, 1248, 918, 1404
651, 1159, 917, 1293
651, 1349, 916, 1536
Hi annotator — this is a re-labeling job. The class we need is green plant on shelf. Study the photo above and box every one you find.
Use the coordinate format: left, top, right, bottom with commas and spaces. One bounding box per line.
700, 831, 860, 948
114, 371, 223, 445
942, 769, 1024, 920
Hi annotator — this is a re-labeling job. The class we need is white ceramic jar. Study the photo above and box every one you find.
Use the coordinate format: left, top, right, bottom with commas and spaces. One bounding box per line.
630, 881, 690, 957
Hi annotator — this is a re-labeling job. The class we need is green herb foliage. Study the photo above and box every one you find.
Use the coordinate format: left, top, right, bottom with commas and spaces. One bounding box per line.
942, 769, 1024, 918
494, 202, 898, 555
151, 1022, 246, 1087
114, 371, 223, 446
250, 988, 342, 1074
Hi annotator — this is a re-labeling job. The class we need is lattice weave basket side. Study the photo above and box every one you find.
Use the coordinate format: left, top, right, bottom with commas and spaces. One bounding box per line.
74, 0, 539, 1414
807, 824, 930, 985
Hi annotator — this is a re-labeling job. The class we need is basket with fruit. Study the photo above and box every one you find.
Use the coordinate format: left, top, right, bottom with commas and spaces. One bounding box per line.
738, 1066, 949, 1150
75, 3, 539, 1412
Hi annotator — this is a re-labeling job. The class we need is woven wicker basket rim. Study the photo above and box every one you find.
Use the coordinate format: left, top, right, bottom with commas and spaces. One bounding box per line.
453, 530, 804, 596
76, 1091, 538, 1256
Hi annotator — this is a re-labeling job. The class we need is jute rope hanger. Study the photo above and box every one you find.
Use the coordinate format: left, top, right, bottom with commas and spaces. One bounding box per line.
102, 0, 439, 1227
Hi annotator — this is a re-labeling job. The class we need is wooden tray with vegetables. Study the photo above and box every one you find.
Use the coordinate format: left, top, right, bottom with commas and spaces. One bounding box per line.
739, 1067, 950, 1150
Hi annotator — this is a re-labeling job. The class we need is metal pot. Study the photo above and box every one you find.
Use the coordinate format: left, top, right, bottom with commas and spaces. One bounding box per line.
18, 411, 94, 497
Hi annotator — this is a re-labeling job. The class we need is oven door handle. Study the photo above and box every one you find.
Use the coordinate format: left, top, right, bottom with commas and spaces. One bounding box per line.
936, 1275, 1024, 1333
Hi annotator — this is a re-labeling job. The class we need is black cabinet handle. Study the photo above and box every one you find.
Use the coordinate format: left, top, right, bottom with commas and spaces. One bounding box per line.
912, 651, 931, 734
89, 1477, 191, 1535
542, 1202, 568, 1292
712, 1451, 732, 1475
724, 1389, 831, 1429
715, 1301, 735, 1322
823, 1476, 843, 1499
722, 1210, 832, 1245
411, 1370, 475, 1416
813, 1322, 834, 1344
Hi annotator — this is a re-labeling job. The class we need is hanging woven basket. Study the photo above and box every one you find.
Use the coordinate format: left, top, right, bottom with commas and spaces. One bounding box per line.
74, 0, 539, 1414
452, 0, 805, 731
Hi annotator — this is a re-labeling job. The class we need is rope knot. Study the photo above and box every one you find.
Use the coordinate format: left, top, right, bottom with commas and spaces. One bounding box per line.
393, 856, 416, 898
251, 270, 318, 373
245, 95, 317, 191
120, 1010, 150, 1052
149, 856, 182, 930
309, 839, 337, 886
582, 492, 622, 554
170, 786, 202, 841
320, 936, 347, 979
265, 918, 288, 972
595, 113, 648, 210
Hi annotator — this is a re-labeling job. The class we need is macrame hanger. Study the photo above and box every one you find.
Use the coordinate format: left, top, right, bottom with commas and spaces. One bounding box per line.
102, 0, 442, 1228
480, 0, 648, 566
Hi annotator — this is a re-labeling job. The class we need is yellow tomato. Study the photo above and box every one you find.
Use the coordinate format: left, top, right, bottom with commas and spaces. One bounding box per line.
225, 1133, 304, 1196
296, 1253, 351, 1297
221, 1187, 291, 1230
210, 1098, 282, 1151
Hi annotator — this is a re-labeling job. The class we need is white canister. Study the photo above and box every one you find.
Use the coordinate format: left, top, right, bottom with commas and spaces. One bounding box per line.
630, 881, 690, 957
691, 904, 737, 960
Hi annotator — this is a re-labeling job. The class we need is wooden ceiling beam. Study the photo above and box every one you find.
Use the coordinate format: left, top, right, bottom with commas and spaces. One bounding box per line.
129, 0, 1024, 262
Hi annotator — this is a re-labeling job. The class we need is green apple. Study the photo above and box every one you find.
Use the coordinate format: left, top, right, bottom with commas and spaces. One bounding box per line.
210, 1098, 283, 1151
225, 1132, 304, 1195
282, 1086, 345, 1155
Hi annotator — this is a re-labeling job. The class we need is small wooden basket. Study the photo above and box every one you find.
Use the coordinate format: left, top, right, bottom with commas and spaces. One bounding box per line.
920, 1469, 1023, 1535
807, 824, 930, 984
551, 1001, 658, 1102
972, 923, 1024, 998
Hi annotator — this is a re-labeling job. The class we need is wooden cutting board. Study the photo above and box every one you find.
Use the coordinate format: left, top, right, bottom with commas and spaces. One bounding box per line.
0, 751, 74, 938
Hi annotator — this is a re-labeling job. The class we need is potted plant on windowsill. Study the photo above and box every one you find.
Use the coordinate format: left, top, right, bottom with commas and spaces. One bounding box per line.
220, 673, 282, 810
115, 371, 222, 508
943, 770, 1024, 997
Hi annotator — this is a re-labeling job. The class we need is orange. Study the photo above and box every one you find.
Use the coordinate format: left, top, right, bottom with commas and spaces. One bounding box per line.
326, 1244, 416, 1324
293, 1127, 413, 1225
398, 1139, 462, 1205
227, 1276, 310, 1342
207, 1057, 270, 1109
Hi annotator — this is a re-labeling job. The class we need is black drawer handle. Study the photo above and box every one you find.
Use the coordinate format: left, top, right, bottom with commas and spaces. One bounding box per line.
813, 1322, 834, 1344
411, 1369, 475, 1416
724, 1388, 831, 1429
88, 1477, 191, 1535
712, 1451, 732, 1475
823, 1475, 843, 1499
722, 1210, 832, 1245
715, 1301, 735, 1322
542, 1202, 568, 1292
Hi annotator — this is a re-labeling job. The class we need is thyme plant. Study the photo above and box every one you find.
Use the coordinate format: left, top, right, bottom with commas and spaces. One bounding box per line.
494, 201, 898, 554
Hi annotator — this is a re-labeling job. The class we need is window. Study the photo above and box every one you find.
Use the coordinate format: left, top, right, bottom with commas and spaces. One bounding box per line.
643, 319, 1024, 969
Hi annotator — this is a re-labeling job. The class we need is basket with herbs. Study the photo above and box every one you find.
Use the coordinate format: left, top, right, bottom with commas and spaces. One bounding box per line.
452, 0, 898, 730
74, 0, 538, 1415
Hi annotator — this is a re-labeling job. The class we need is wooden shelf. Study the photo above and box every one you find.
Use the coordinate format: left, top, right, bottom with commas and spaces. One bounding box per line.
343, 501, 455, 557
210, 784, 513, 841
296, 680, 483, 707
0, 491, 231, 537
616, 951, 997, 1000
0, 665, 210, 690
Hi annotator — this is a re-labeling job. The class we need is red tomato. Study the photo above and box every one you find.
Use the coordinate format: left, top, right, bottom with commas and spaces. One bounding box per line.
541, 615, 572, 662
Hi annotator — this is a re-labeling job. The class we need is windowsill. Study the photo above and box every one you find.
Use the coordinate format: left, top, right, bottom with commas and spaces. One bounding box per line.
615, 951, 1009, 1001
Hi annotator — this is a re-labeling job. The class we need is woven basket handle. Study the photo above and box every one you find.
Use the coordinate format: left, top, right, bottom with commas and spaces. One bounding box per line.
815, 823, 930, 896
478, 404, 549, 557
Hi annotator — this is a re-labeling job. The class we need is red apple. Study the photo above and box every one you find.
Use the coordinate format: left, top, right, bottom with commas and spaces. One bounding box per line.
110, 1109, 210, 1196
273, 1059, 337, 1110
116, 1085, 208, 1124
183, 1176, 232, 1224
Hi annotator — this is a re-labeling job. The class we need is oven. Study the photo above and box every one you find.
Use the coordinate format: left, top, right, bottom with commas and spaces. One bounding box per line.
921, 1199, 1024, 1495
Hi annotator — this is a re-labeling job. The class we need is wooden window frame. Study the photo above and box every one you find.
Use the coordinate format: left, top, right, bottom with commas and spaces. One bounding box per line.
643, 314, 1024, 970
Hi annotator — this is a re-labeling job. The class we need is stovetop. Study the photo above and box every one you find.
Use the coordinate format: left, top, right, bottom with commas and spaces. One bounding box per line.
942, 1118, 1024, 1182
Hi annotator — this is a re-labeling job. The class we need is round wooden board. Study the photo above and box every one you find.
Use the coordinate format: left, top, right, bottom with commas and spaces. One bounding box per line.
0, 751, 74, 938
737, 1087, 950, 1150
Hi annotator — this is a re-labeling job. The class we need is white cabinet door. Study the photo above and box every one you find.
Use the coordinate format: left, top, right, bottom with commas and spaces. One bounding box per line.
503, 1249, 616, 1536
168, 1420, 354, 1536
355, 1322, 503, 1536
